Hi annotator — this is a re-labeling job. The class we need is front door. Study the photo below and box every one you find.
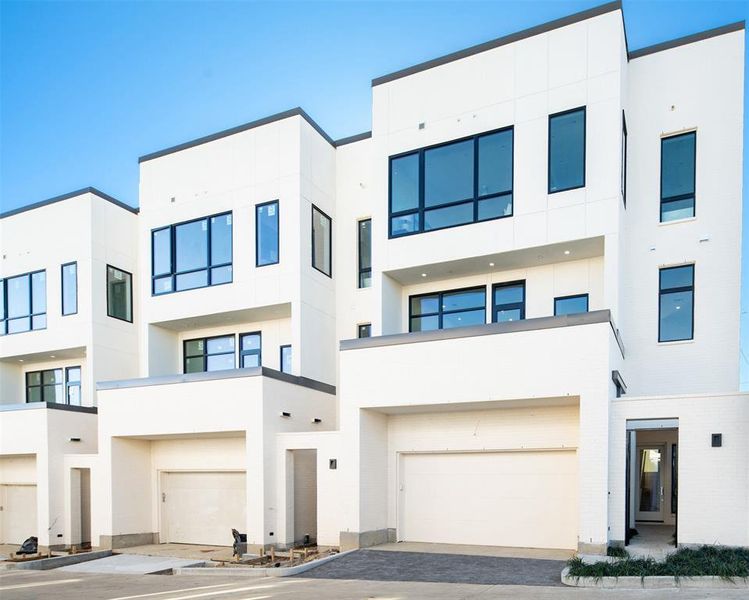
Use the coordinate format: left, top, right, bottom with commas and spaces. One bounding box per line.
636, 445, 665, 522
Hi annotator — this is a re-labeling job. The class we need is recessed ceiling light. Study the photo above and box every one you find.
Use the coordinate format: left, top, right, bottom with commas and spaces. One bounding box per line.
18, 359, 24, 362
564, 250, 571, 255
421, 273, 427, 277
489, 262, 495, 267
50, 355, 56, 358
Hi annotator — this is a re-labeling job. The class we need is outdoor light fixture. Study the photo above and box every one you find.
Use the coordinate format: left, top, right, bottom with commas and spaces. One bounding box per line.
312, 418, 322, 424
69, 437, 81, 443
280, 411, 291, 418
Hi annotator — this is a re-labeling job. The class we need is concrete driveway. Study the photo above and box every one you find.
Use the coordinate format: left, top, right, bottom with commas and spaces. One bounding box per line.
299, 548, 567, 586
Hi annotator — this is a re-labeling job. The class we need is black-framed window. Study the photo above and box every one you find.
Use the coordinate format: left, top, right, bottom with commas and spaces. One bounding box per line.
280, 345, 292, 374
256, 201, 279, 267
62, 262, 78, 316
26, 368, 63, 403
0, 270, 46, 335
184, 335, 235, 373
554, 294, 589, 316
410, 286, 486, 332
358, 219, 371, 288
661, 132, 696, 222
549, 107, 586, 193
389, 127, 513, 238
66, 366, 81, 406
239, 332, 262, 368
107, 265, 132, 322
492, 281, 525, 322
659, 265, 694, 342
621, 112, 628, 207
358, 323, 371, 338
312, 206, 332, 277
152, 212, 232, 295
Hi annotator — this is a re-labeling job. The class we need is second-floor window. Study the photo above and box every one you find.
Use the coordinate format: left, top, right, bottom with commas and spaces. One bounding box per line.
659, 265, 694, 342
280, 344, 292, 373
239, 332, 262, 368
26, 367, 80, 404
493, 281, 525, 322
410, 287, 486, 332
0, 270, 46, 335
184, 335, 235, 373
358, 219, 371, 288
554, 294, 589, 316
312, 206, 332, 277
661, 132, 695, 222
256, 201, 279, 266
549, 107, 586, 193
152, 212, 233, 295
62, 262, 77, 315
390, 127, 514, 237
65, 366, 82, 405
107, 265, 133, 322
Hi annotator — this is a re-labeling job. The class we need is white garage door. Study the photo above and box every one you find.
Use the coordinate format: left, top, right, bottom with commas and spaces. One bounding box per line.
399, 451, 577, 550
161, 472, 245, 547
1, 484, 37, 544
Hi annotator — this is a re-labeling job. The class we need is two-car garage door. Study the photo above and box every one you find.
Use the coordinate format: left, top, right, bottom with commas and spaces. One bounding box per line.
161, 472, 245, 547
399, 450, 577, 550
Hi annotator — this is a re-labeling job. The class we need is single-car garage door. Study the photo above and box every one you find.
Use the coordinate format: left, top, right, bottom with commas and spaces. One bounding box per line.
0, 484, 37, 544
161, 471, 245, 547
399, 450, 577, 550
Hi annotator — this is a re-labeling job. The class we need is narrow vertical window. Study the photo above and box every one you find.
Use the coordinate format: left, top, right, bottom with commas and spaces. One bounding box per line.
66, 366, 82, 406
492, 281, 525, 322
62, 262, 78, 315
240, 332, 262, 368
358, 219, 371, 288
659, 265, 694, 342
621, 112, 628, 207
554, 294, 589, 316
312, 206, 332, 277
549, 107, 586, 193
661, 132, 696, 222
357, 323, 371, 338
280, 345, 292, 374
256, 201, 279, 266
106, 265, 133, 322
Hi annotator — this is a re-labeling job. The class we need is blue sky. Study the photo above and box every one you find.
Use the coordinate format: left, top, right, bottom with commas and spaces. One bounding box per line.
1, 0, 748, 382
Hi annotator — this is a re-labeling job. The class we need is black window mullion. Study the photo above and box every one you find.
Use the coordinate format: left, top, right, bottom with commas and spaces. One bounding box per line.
418, 150, 425, 231
473, 137, 479, 222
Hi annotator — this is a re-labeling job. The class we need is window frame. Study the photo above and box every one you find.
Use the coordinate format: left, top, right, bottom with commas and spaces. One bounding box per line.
255, 200, 280, 267
151, 211, 233, 295
357, 218, 372, 288
311, 205, 333, 278
65, 366, 82, 406
548, 106, 586, 194
660, 131, 696, 223
388, 126, 514, 238
106, 264, 133, 323
658, 264, 695, 343
621, 111, 628, 208
357, 323, 371, 338
280, 344, 292, 374
61, 261, 78, 316
239, 331, 262, 369
554, 293, 589, 316
183, 334, 236, 374
26, 368, 64, 404
491, 280, 526, 323
0, 269, 47, 335
409, 285, 487, 332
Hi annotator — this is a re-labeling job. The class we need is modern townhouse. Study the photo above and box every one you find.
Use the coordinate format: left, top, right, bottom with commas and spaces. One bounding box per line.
0, 188, 138, 550
1, 1, 746, 557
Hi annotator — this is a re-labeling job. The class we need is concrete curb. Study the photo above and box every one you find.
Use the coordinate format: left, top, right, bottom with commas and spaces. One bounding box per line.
561, 566, 749, 589
173, 549, 355, 578
1, 550, 113, 570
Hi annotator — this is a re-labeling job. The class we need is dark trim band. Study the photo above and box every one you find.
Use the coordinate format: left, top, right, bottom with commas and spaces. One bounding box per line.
629, 21, 744, 60
334, 131, 372, 146
1, 187, 138, 219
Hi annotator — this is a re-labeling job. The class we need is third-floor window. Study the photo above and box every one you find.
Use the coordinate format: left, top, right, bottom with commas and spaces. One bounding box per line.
660, 131, 695, 222
389, 127, 513, 237
549, 107, 586, 193
152, 212, 232, 295
0, 270, 46, 335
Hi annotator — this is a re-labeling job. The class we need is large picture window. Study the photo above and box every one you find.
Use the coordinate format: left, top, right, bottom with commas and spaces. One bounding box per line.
26, 368, 63, 403
62, 262, 78, 315
107, 265, 133, 322
549, 107, 586, 193
184, 335, 235, 373
409, 287, 486, 332
256, 201, 279, 266
152, 212, 233, 294
358, 219, 371, 288
312, 206, 332, 277
492, 281, 525, 322
661, 132, 696, 222
0, 270, 46, 335
659, 265, 694, 342
389, 127, 513, 237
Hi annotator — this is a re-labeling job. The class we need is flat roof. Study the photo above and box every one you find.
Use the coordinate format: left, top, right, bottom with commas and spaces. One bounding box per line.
0, 186, 138, 219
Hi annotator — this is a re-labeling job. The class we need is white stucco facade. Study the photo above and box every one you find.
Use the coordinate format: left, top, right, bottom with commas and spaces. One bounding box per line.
1, 1, 746, 555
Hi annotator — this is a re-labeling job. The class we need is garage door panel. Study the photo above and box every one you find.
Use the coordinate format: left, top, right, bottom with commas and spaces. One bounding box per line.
162, 472, 245, 547
400, 451, 577, 550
